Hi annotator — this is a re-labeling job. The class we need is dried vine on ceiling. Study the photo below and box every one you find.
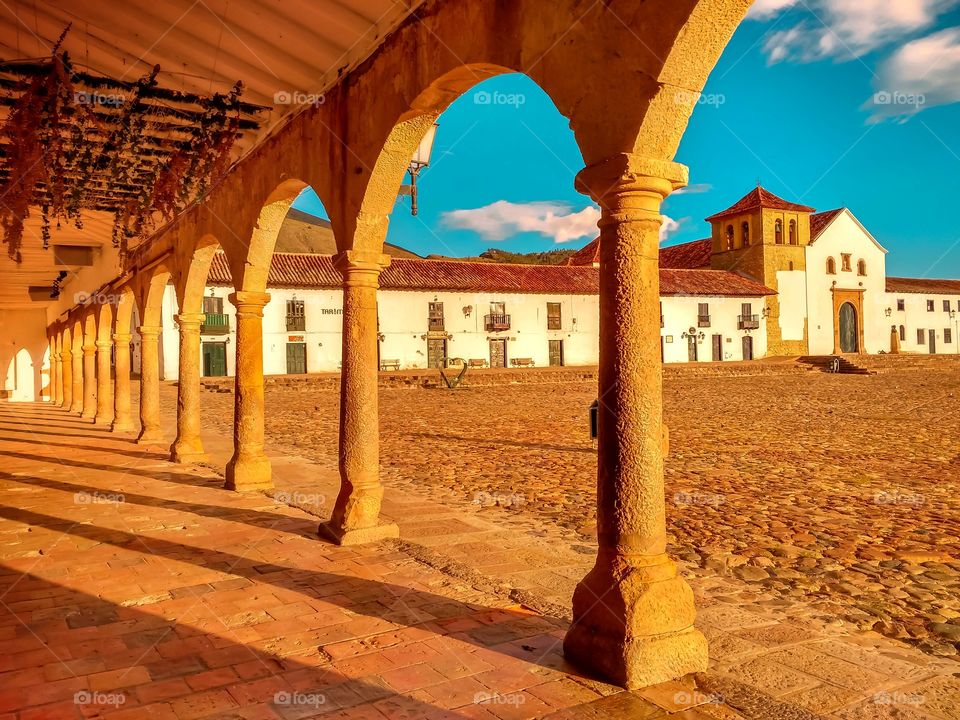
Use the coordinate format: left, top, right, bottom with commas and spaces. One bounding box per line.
0, 25, 266, 262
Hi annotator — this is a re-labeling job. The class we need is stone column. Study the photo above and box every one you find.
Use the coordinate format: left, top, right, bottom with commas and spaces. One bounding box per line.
137, 326, 164, 444
52, 349, 63, 406
70, 344, 83, 413
563, 154, 707, 689
60, 342, 73, 410
94, 340, 114, 425
81, 341, 97, 420
319, 251, 399, 545
170, 313, 207, 463
112, 333, 134, 432
224, 292, 272, 491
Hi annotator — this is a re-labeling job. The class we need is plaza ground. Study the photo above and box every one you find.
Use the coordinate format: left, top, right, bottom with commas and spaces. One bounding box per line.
1, 356, 959, 718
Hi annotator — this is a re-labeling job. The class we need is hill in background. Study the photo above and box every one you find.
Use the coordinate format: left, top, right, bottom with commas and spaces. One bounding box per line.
426, 247, 577, 265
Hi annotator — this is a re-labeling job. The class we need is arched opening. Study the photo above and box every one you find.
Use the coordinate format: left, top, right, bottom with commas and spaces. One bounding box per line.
788, 219, 797, 245
839, 302, 858, 353
857, 259, 867, 276
774, 219, 783, 244
726, 225, 735, 250
826, 257, 836, 274
899, 324, 906, 342
741, 221, 750, 246
2, 348, 34, 402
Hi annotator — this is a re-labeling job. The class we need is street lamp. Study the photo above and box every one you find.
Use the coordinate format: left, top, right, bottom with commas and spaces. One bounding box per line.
399, 122, 439, 216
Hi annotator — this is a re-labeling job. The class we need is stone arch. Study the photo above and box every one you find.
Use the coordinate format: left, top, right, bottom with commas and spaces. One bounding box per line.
175, 235, 223, 315
96, 301, 114, 343
134, 264, 173, 329
337, 0, 751, 255
217, 178, 313, 294
82, 309, 97, 348
114, 285, 137, 337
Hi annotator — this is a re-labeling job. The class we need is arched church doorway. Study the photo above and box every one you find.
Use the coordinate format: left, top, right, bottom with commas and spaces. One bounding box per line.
839, 302, 858, 353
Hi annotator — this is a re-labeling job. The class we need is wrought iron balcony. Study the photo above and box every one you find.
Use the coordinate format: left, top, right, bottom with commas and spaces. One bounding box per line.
698, 315, 711, 328
484, 313, 511, 331
286, 316, 306, 332
738, 314, 760, 330
201, 313, 230, 335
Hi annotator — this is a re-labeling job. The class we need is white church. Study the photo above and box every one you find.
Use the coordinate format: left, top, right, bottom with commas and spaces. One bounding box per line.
130, 187, 960, 381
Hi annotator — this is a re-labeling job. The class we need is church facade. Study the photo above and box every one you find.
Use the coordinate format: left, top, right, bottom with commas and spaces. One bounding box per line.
129, 187, 960, 381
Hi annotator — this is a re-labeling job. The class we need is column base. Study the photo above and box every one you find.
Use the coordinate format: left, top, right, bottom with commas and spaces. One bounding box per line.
111, 420, 135, 433
318, 521, 399, 546
81, 411, 96, 421
94, 416, 114, 426
170, 440, 208, 465
563, 553, 708, 689
224, 453, 272, 492
136, 428, 166, 445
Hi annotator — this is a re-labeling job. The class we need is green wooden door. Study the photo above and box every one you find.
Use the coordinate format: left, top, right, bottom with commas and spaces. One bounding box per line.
202, 342, 227, 377
286, 342, 307, 374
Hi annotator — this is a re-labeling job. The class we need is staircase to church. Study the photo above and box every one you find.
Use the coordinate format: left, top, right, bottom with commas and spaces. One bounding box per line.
798, 355, 873, 375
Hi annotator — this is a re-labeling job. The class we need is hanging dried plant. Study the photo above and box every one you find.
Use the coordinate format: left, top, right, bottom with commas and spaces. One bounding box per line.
0, 24, 259, 263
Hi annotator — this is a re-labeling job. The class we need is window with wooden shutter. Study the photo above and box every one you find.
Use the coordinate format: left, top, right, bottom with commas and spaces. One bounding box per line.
546, 302, 561, 330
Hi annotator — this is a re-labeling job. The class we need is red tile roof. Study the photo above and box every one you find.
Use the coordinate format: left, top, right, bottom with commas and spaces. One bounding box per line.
886, 277, 960, 295
565, 237, 599, 266
660, 239, 713, 269
567, 237, 713, 270
809, 208, 844, 243
705, 186, 815, 222
208, 252, 774, 297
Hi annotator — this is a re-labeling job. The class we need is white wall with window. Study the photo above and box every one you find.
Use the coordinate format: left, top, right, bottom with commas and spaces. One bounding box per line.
885, 292, 960, 355
660, 295, 769, 364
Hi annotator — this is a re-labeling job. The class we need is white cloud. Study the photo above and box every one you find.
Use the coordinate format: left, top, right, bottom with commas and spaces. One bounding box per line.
760, 0, 957, 63
660, 215, 683, 244
441, 201, 600, 244
673, 183, 713, 195
867, 27, 960, 121
747, 0, 800, 20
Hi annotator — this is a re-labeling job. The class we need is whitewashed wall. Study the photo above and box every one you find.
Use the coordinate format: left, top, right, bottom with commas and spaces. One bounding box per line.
660, 295, 768, 363
885, 292, 960, 354
805, 210, 889, 355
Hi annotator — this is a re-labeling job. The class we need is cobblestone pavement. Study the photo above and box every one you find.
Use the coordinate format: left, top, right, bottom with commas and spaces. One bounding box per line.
185, 359, 960, 661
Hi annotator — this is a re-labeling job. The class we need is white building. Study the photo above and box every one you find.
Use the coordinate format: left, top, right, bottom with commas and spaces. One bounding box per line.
127, 186, 960, 382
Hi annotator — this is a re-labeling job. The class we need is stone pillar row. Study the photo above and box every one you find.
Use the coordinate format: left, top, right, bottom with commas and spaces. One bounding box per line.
170, 313, 207, 463
94, 340, 114, 425
81, 341, 97, 420
137, 326, 164, 444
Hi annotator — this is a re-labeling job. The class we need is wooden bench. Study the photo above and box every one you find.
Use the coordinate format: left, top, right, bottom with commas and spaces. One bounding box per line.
510, 357, 535, 367
379, 359, 400, 371
467, 358, 488, 368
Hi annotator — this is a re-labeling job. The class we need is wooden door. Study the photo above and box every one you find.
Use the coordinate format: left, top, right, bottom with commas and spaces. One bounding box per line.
742, 336, 753, 361
202, 342, 227, 377
285, 342, 307, 374
548, 339, 563, 366
687, 335, 698, 362
427, 338, 447, 368
712, 334, 722, 361
489, 339, 506, 368
929, 331, 937, 354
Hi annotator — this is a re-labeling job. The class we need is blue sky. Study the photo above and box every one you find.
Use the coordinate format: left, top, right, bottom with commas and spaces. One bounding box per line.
295, 1, 960, 279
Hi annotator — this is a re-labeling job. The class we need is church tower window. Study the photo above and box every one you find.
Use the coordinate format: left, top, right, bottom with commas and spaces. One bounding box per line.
789, 220, 797, 245
775, 219, 783, 244
725, 225, 734, 250
741, 222, 750, 246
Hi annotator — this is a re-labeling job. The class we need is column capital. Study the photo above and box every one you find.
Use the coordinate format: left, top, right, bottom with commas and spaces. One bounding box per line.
95, 340, 113, 351
61, 347, 73, 358
82, 345, 97, 356
138, 325, 161, 339
175, 313, 206, 328
575, 154, 688, 208
113, 333, 132, 343
334, 250, 390, 288
228, 291, 271, 315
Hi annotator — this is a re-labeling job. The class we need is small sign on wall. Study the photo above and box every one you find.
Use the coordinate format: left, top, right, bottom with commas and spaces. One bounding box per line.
288, 335, 304, 342
665, 336, 674, 343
